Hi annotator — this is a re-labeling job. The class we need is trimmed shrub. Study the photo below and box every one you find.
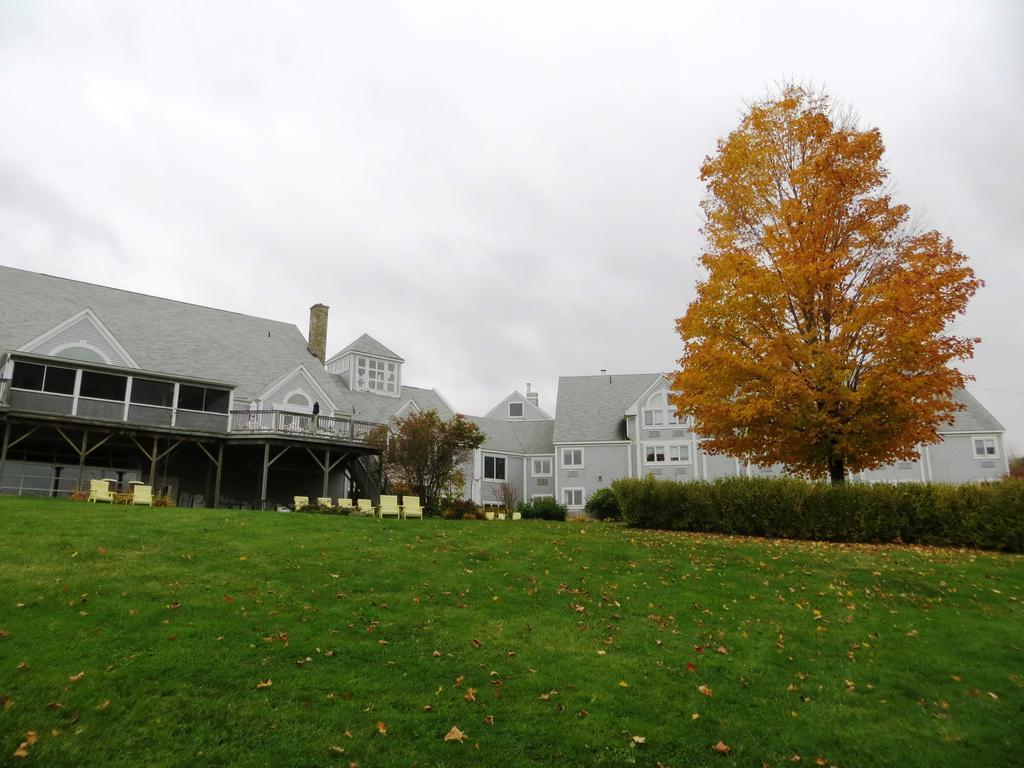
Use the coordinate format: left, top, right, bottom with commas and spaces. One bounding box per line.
518, 497, 568, 521
585, 487, 620, 520
611, 476, 1024, 552
439, 499, 484, 520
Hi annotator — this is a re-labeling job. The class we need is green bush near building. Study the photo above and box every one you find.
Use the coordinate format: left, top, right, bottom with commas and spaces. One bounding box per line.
612, 476, 1024, 552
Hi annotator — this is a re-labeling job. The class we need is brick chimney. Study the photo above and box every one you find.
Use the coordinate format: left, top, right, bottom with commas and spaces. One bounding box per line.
307, 303, 329, 364
526, 382, 539, 407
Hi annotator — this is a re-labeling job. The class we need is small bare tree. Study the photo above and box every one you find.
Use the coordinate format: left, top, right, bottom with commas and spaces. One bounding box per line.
493, 482, 519, 516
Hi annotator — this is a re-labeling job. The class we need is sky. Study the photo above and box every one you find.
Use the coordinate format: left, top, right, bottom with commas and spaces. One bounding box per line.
0, 1, 1021, 452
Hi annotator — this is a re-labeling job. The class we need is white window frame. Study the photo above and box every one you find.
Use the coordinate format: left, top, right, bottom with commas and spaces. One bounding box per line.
355, 356, 398, 394
973, 437, 998, 459
531, 457, 552, 477
561, 447, 584, 468
483, 454, 507, 481
644, 443, 692, 465
508, 401, 524, 418
668, 444, 691, 463
562, 487, 585, 508
642, 408, 664, 427
645, 444, 666, 463
531, 493, 554, 500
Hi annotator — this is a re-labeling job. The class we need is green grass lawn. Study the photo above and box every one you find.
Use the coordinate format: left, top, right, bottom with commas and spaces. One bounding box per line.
0, 498, 1021, 767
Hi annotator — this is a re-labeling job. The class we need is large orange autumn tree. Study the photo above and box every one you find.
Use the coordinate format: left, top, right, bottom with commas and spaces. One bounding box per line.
671, 86, 982, 484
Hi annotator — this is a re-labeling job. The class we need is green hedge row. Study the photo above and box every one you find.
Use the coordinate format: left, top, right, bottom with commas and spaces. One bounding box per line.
611, 476, 1024, 552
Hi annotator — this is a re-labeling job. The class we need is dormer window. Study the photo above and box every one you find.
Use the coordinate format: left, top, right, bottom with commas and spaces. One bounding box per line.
643, 391, 683, 427
355, 356, 398, 395
509, 402, 524, 418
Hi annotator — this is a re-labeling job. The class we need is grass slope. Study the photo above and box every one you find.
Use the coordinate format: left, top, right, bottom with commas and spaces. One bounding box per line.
0, 497, 1021, 767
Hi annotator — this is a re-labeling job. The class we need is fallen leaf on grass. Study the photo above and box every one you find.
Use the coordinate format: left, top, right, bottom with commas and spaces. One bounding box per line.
256, 680, 273, 689
97, 700, 111, 711
444, 726, 467, 742
483, 715, 494, 726
376, 722, 387, 736
815, 758, 827, 766
698, 685, 713, 697
716, 646, 728, 655
69, 672, 85, 683
464, 688, 477, 703
618, 680, 630, 688
577, 709, 589, 718
712, 740, 731, 755
12, 731, 38, 759
632, 735, 646, 745
17, 662, 29, 671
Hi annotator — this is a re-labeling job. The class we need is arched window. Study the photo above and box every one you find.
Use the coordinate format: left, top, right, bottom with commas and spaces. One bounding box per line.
54, 345, 107, 364
286, 392, 311, 407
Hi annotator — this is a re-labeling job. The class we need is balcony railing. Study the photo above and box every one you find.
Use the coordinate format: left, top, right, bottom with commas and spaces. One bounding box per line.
0, 377, 9, 407
229, 410, 379, 443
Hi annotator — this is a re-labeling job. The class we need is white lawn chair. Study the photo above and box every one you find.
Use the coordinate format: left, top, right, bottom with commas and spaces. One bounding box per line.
316, 497, 334, 510
356, 498, 374, 516
293, 496, 309, 511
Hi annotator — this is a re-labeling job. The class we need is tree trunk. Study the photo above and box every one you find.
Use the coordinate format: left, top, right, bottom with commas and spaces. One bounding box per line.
829, 457, 846, 485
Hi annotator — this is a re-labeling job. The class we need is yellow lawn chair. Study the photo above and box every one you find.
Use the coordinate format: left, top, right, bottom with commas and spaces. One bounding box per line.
293, 496, 309, 511
378, 495, 401, 519
356, 498, 374, 516
316, 497, 334, 510
402, 496, 423, 519
337, 498, 353, 511
88, 479, 114, 503
131, 485, 153, 506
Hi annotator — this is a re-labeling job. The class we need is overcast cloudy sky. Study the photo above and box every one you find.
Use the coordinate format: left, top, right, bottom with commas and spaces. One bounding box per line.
1, 1, 1021, 451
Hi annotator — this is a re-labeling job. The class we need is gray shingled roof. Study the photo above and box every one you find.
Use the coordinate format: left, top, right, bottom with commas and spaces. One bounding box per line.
0, 265, 326, 399
466, 416, 555, 454
553, 373, 663, 442
946, 389, 1004, 433
334, 384, 455, 423
328, 333, 404, 363
0, 265, 444, 424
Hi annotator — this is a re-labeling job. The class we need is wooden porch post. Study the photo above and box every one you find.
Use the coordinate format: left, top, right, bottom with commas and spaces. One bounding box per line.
322, 449, 331, 498
0, 420, 10, 491
76, 430, 89, 490
149, 436, 159, 486
214, 442, 224, 509
260, 443, 270, 511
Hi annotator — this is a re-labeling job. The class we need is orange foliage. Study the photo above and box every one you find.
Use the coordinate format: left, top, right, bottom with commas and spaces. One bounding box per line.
672, 86, 982, 482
